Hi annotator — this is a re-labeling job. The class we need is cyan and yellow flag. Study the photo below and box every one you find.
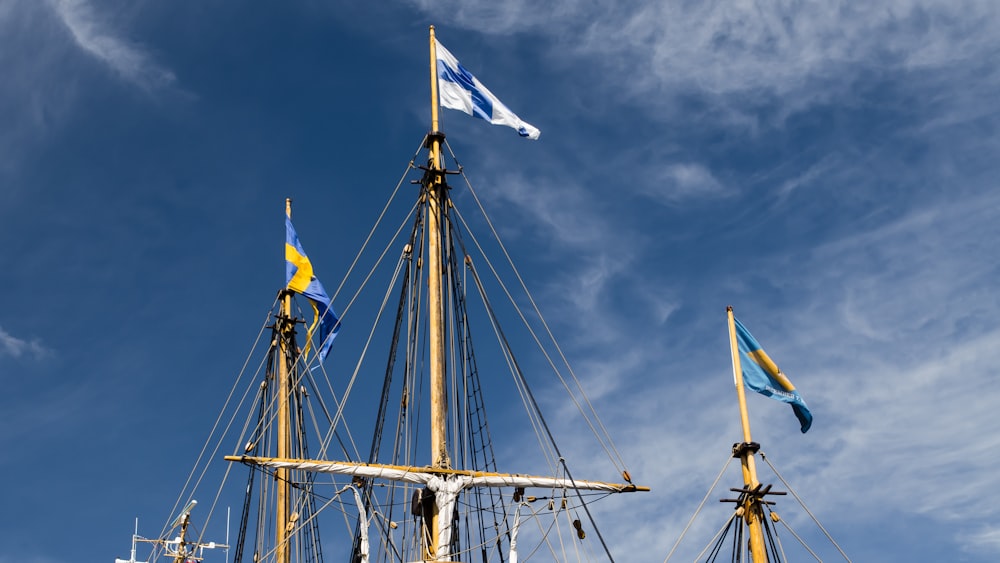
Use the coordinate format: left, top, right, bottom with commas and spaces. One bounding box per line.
285, 216, 340, 364
734, 318, 812, 433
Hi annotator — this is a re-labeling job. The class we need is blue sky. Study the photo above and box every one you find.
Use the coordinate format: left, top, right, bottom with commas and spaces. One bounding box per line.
2, 1, 999, 561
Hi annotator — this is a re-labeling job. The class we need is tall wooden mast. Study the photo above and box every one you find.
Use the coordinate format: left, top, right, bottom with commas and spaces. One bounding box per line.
427, 25, 450, 472
276, 198, 294, 563
726, 306, 768, 561
426, 25, 451, 560
215, 33, 652, 562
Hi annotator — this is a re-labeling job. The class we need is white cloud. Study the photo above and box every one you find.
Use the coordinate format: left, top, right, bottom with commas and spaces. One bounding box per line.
412, 1, 1000, 120
0, 1, 71, 174
775, 154, 836, 199
632, 282, 680, 326
517, 163, 1000, 559
0, 0, 177, 174
645, 162, 728, 204
407, 0, 562, 35
388, 4, 1000, 557
464, 166, 638, 318
961, 525, 1000, 555
0, 326, 50, 360
47, 0, 175, 91
812, 194, 997, 347
699, 190, 1000, 553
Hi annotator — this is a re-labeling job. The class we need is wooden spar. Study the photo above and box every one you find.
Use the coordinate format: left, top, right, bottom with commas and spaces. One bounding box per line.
224, 455, 651, 492
276, 198, 293, 563
427, 25, 450, 560
726, 306, 768, 561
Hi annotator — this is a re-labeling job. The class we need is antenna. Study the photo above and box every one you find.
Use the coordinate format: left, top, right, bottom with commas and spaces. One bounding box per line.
114, 517, 149, 563
170, 499, 198, 529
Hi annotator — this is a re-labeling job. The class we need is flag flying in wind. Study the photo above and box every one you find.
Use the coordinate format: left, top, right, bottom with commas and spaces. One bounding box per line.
734, 318, 813, 433
434, 38, 541, 140
285, 216, 340, 364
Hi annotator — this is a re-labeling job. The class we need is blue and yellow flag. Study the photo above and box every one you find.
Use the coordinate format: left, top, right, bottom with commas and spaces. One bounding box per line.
734, 318, 812, 433
285, 216, 340, 364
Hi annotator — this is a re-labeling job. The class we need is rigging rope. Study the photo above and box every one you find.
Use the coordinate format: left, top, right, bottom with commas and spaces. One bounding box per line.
233, 390, 267, 563
160, 295, 277, 541
663, 452, 736, 562
460, 247, 617, 559
451, 196, 622, 475
425, 155, 624, 560
439, 211, 522, 562
296, 202, 419, 470
175, 135, 647, 563
352, 221, 420, 563
760, 451, 852, 562
760, 507, 783, 563
448, 203, 557, 460
762, 506, 790, 563
773, 516, 822, 562
451, 205, 597, 465
691, 510, 739, 563
445, 139, 631, 476
328, 138, 426, 305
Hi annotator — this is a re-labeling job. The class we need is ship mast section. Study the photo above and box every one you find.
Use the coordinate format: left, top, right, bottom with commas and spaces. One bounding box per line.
427, 26, 450, 473
426, 25, 451, 560
727, 306, 769, 562
276, 198, 294, 563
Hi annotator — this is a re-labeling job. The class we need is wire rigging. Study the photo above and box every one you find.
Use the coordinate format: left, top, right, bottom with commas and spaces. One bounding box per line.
155, 135, 647, 563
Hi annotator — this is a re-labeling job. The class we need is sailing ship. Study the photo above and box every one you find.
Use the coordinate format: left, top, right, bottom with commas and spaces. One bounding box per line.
119, 27, 648, 563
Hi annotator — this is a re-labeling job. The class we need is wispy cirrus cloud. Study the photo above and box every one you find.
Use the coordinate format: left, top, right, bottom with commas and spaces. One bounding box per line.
47, 0, 175, 91
0, 0, 176, 175
411, 1, 1000, 119
401, 4, 1000, 558
0, 325, 50, 360
642, 162, 728, 204
467, 166, 636, 321
593, 189, 1000, 559
727, 189, 1000, 551
960, 525, 1000, 556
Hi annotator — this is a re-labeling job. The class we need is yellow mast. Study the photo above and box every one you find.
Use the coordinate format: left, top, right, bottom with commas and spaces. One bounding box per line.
726, 306, 768, 561
276, 198, 294, 563
427, 25, 450, 471
426, 25, 450, 560
171, 513, 191, 563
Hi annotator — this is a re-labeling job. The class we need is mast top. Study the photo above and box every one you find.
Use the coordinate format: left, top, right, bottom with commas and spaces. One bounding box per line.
429, 26, 441, 137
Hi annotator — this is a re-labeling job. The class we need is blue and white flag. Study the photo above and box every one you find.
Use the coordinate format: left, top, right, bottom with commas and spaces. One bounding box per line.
734, 318, 813, 433
434, 39, 540, 140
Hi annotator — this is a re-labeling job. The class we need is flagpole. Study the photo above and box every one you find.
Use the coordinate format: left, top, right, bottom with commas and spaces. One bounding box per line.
426, 25, 450, 561
726, 306, 768, 562
728, 306, 755, 445
274, 198, 294, 563
430, 25, 441, 141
